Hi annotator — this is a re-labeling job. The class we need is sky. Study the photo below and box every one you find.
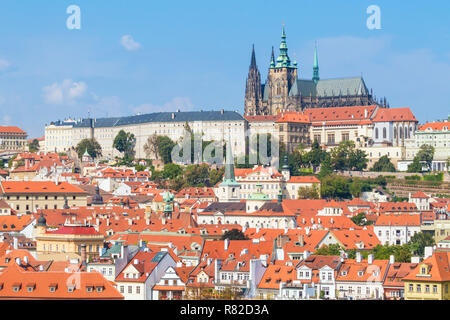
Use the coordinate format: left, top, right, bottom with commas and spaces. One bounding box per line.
0, 0, 449, 138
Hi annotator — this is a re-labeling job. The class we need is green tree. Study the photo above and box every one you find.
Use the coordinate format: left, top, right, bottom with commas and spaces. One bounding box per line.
28, 139, 40, 153
76, 138, 102, 159
314, 244, 343, 256
113, 130, 136, 159
157, 136, 176, 164
408, 232, 434, 256
305, 141, 327, 173
330, 141, 353, 171
169, 176, 186, 192
318, 153, 333, 179
348, 149, 368, 171
407, 158, 423, 173
320, 174, 351, 199
184, 164, 210, 187
162, 163, 183, 180
209, 167, 225, 186
351, 212, 373, 226
221, 229, 249, 240
371, 155, 396, 172
416, 144, 435, 171
297, 185, 320, 199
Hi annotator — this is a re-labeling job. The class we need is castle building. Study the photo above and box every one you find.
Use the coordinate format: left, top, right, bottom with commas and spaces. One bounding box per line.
244, 27, 379, 116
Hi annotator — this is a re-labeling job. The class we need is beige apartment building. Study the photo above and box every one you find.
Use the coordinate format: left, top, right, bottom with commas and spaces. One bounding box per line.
0, 181, 88, 213
45, 111, 247, 161
0, 126, 27, 153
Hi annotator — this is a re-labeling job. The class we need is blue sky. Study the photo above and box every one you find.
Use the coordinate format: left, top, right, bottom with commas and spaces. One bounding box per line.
0, 0, 449, 138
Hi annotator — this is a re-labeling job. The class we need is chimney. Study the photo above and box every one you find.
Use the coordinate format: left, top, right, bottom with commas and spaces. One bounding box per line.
284, 227, 288, 234
176, 261, 183, 268
303, 250, 311, 260
411, 256, 420, 263
224, 238, 230, 251
15, 257, 21, 266
368, 254, 374, 265
13, 237, 18, 250
298, 235, 304, 247
424, 246, 433, 259
389, 255, 395, 264
80, 244, 87, 264
356, 252, 362, 263
145, 218, 150, 225
134, 259, 139, 264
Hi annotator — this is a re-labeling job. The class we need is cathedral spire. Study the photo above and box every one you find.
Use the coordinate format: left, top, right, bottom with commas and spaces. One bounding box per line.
276, 25, 293, 68
313, 42, 320, 84
270, 46, 275, 68
250, 44, 257, 69
244, 44, 262, 115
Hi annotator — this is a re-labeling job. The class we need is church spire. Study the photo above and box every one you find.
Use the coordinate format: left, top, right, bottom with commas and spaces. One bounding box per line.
270, 46, 275, 68
276, 25, 293, 68
245, 44, 262, 115
313, 42, 320, 84
250, 44, 257, 69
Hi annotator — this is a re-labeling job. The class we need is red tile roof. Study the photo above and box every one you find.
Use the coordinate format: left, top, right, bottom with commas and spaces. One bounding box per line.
419, 121, 450, 131
0, 181, 88, 195
0, 126, 26, 134
0, 262, 123, 299
372, 108, 417, 122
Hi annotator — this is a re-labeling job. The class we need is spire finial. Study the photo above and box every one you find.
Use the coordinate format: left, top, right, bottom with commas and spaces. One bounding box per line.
313, 41, 320, 84
250, 44, 257, 69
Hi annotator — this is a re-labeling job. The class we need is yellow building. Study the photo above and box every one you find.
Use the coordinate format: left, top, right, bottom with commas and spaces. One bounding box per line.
0, 126, 27, 153
403, 251, 450, 300
34, 213, 104, 262
0, 181, 88, 213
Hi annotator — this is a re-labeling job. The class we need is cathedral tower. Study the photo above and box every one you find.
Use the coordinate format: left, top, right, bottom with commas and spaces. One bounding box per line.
266, 26, 298, 114
244, 45, 263, 115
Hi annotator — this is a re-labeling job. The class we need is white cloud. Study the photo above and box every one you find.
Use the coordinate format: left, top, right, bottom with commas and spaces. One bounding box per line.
120, 35, 141, 51
42, 79, 87, 104
133, 97, 194, 114
88, 96, 123, 118
296, 36, 450, 122
1, 115, 11, 125
0, 58, 11, 72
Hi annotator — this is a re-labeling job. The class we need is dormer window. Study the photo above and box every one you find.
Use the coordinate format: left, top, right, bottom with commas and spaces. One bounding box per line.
12, 283, 21, 292
86, 286, 93, 292
49, 284, 57, 292
67, 285, 75, 292
341, 271, 347, 276
27, 284, 36, 292
358, 271, 364, 277
95, 286, 104, 292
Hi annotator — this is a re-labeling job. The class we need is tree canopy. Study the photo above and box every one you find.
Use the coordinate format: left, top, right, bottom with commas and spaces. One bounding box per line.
221, 229, 249, 241
113, 130, 136, 159
76, 138, 102, 159
371, 155, 396, 172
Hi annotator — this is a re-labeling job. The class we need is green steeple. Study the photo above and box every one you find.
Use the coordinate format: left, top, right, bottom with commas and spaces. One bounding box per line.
313, 42, 320, 84
220, 136, 240, 187
275, 25, 295, 69
270, 46, 275, 68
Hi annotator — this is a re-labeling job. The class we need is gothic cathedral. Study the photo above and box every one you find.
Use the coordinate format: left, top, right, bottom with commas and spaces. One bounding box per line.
244, 27, 384, 116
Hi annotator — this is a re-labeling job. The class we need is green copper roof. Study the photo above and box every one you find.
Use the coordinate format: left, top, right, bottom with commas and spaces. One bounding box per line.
313, 43, 320, 84
219, 138, 240, 187
273, 26, 295, 69
249, 183, 270, 200
83, 149, 90, 157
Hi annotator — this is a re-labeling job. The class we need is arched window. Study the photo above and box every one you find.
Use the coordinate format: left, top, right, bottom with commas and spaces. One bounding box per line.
383, 127, 387, 139
399, 127, 403, 139
375, 128, 379, 139
405, 127, 408, 139
394, 128, 397, 139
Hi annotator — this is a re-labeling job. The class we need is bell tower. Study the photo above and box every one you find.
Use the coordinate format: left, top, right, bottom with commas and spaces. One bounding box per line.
266, 26, 298, 115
